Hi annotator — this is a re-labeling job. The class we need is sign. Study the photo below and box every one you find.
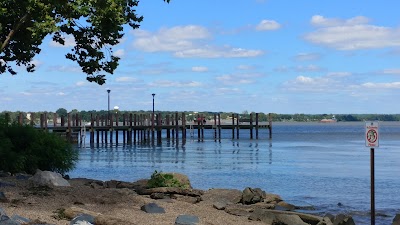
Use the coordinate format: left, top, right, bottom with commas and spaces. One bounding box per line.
365, 121, 379, 147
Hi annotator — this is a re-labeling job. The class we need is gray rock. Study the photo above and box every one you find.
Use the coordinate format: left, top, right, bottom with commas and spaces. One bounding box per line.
275, 214, 309, 225
393, 214, 400, 225
249, 208, 309, 225
29, 170, 70, 187
0, 218, 19, 225
140, 203, 165, 214
201, 189, 242, 205
10, 215, 30, 224
275, 201, 296, 211
242, 187, 265, 204
175, 215, 199, 225
213, 202, 227, 210
70, 214, 95, 225
332, 214, 355, 225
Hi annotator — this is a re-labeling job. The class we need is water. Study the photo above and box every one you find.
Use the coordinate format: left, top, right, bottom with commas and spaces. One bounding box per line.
68, 122, 400, 225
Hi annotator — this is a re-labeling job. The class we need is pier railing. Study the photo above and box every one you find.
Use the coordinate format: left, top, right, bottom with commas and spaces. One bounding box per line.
7, 112, 272, 144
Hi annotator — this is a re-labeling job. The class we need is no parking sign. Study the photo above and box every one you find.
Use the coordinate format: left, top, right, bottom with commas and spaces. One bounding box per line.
365, 121, 379, 147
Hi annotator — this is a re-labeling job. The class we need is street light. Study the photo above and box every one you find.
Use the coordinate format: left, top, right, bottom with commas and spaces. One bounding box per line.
107, 89, 111, 126
152, 93, 155, 126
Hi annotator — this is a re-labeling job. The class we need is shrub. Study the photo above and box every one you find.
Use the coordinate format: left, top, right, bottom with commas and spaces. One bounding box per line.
0, 119, 78, 174
147, 170, 186, 188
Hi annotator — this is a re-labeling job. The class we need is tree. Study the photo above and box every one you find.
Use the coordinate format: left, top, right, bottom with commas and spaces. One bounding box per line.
56, 108, 68, 117
0, 0, 170, 85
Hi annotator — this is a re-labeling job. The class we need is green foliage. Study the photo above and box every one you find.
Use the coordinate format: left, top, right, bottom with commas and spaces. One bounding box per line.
147, 170, 186, 188
0, 0, 170, 84
0, 119, 78, 174
56, 108, 68, 117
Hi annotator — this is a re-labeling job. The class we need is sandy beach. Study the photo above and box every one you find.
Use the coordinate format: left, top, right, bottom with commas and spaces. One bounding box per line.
0, 175, 267, 225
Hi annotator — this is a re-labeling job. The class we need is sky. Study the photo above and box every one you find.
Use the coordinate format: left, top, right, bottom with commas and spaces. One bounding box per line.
2, 0, 400, 114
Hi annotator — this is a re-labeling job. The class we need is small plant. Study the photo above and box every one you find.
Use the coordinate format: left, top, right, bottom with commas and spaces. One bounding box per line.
148, 170, 185, 188
52, 208, 67, 220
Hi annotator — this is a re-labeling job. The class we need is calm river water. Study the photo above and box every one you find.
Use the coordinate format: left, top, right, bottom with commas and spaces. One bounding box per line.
68, 122, 400, 225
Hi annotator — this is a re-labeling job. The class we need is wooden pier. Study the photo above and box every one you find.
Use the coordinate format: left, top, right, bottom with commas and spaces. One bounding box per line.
11, 112, 272, 145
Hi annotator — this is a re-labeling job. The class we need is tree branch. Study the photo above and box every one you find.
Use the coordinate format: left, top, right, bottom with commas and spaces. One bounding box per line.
1, 14, 30, 53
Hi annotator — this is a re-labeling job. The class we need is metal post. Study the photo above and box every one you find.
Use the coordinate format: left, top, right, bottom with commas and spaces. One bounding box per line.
152, 93, 155, 142
107, 89, 111, 126
371, 147, 375, 225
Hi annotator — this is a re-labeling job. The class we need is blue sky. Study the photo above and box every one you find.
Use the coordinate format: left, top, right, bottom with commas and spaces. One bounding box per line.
2, 0, 400, 114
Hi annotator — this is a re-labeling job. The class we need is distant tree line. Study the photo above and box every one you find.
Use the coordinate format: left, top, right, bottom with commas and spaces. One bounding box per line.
1, 109, 399, 124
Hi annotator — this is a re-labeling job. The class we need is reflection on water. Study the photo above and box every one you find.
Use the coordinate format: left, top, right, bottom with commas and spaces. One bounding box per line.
69, 122, 400, 225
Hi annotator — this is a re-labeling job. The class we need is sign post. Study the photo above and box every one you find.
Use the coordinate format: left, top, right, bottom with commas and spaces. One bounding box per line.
365, 121, 379, 225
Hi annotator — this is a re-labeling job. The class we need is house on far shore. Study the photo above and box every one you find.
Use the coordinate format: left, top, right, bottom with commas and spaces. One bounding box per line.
320, 115, 337, 123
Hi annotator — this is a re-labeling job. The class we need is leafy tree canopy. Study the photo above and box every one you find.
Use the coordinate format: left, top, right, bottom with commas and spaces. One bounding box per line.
56, 108, 68, 117
0, 0, 170, 85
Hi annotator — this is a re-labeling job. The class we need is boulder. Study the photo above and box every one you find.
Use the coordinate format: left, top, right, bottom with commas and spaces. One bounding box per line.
140, 203, 165, 214
263, 193, 282, 204
275, 201, 296, 211
201, 189, 242, 205
332, 214, 355, 225
242, 187, 266, 204
175, 215, 199, 225
167, 172, 192, 189
393, 214, 400, 225
29, 170, 70, 187
70, 214, 95, 225
249, 208, 311, 225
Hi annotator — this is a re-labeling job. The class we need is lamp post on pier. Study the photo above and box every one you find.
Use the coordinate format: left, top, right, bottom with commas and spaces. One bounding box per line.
107, 89, 111, 126
152, 93, 155, 141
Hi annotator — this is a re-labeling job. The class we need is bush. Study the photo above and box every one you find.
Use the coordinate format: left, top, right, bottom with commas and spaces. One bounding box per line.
0, 119, 78, 174
147, 170, 187, 188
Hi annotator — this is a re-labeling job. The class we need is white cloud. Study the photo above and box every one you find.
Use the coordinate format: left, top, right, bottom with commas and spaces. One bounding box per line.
305, 15, 400, 50
49, 35, 76, 47
113, 49, 125, 58
256, 20, 281, 31
115, 77, 140, 82
133, 25, 263, 58
310, 15, 369, 27
295, 53, 321, 61
216, 73, 263, 85
175, 47, 263, 58
76, 81, 86, 86
57, 92, 66, 96
149, 80, 203, 88
237, 65, 254, 70
282, 74, 342, 92
383, 69, 400, 75
191, 66, 208, 72
47, 65, 81, 73
295, 65, 322, 72
360, 82, 400, 89
133, 25, 210, 52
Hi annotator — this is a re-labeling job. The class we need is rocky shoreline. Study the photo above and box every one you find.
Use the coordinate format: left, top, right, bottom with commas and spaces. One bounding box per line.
0, 170, 399, 225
